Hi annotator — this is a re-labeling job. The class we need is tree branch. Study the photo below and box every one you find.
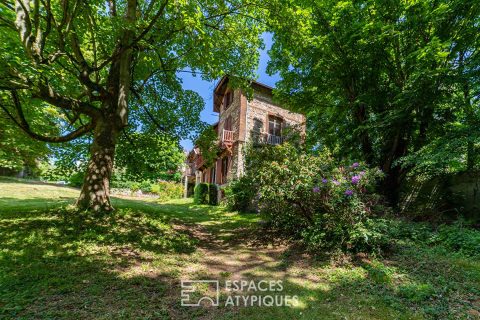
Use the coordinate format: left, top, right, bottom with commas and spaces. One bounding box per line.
33, 83, 101, 118
93, 0, 168, 73
108, 0, 116, 16
130, 87, 165, 132
0, 91, 95, 142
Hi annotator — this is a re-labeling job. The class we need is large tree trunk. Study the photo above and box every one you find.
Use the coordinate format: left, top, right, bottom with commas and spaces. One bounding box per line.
355, 103, 374, 164
76, 118, 119, 211
381, 128, 410, 206
76, 0, 135, 211
382, 166, 403, 206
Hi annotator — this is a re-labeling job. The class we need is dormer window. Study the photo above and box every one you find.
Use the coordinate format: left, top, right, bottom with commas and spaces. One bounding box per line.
223, 91, 233, 110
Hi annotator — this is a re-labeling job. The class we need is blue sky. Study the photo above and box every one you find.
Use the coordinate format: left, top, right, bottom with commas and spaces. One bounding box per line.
178, 33, 281, 151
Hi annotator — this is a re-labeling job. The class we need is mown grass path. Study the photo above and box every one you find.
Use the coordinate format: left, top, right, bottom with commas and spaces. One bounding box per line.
0, 178, 479, 319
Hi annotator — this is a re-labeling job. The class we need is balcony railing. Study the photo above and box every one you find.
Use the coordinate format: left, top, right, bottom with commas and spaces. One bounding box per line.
266, 134, 283, 145
222, 129, 234, 143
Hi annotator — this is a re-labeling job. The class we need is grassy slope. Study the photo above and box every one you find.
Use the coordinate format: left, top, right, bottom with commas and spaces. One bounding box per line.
0, 177, 479, 320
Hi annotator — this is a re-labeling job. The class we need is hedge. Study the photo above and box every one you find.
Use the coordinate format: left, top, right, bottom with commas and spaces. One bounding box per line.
194, 183, 218, 205
194, 183, 210, 204
208, 183, 219, 205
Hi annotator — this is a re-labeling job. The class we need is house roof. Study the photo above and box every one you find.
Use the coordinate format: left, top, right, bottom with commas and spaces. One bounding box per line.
212, 75, 274, 113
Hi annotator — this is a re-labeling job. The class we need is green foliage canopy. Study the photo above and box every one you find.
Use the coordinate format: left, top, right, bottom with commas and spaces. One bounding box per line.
0, 111, 49, 172
115, 132, 184, 181
0, 0, 265, 210
267, 0, 480, 202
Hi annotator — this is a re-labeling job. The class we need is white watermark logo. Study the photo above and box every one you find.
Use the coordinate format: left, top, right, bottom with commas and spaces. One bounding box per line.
180, 279, 298, 307
181, 280, 220, 306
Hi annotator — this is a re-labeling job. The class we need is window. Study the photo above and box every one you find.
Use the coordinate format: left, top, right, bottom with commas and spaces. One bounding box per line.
223, 91, 233, 110
210, 167, 216, 184
221, 157, 229, 184
268, 115, 283, 137
224, 116, 232, 131
253, 118, 263, 133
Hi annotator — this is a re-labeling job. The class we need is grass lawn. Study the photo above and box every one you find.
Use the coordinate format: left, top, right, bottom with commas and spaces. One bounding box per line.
0, 177, 479, 319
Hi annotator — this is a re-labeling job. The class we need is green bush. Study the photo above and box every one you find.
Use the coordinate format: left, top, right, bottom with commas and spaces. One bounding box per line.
68, 171, 85, 187
224, 178, 256, 212
150, 184, 161, 194
208, 183, 219, 206
350, 218, 480, 258
235, 143, 385, 253
194, 183, 210, 204
433, 222, 480, 257
110, 177, 183, 200
110, 180, 130, 189
139, 180, 152, 193
152, 181, 184, 202
130, 182, 141, 193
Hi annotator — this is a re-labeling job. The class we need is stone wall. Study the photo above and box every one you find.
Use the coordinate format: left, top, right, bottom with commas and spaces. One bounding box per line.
216, 89, 242, 183
245, 90, 306, 143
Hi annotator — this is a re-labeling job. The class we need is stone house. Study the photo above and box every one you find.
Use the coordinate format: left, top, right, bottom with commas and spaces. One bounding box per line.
185, 75, 306, 192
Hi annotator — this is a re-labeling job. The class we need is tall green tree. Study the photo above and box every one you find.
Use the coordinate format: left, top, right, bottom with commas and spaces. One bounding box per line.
268, 0, 480, 204
0, 0, 264, 211
116, 131, 184, 181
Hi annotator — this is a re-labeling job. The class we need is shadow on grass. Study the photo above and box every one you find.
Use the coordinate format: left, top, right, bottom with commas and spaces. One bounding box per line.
0, 202, 202, 319
1, 195, 479, 319
0, 196, 258, 318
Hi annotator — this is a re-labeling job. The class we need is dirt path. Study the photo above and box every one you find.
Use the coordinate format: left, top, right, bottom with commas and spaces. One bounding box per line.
172, 222, 292, 279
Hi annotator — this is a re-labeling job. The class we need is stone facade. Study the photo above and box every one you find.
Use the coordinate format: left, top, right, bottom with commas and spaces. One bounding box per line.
246, 89, 306, 141
189, 76, 306, 187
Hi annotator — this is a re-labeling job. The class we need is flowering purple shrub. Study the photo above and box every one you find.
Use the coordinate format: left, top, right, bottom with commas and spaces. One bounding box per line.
234, 143, 385, 253
351, 175, 361, 185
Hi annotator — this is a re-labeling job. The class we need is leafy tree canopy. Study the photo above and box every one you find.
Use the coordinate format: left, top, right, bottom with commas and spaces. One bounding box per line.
0, 109, 49, 172
0, 0, 265, 210
267, 0, 480, 202
116, 131, 184, 181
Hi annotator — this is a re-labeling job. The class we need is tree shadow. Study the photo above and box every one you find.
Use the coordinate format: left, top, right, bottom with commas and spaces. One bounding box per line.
1, 196, 478, 319
0, 202, 201, 318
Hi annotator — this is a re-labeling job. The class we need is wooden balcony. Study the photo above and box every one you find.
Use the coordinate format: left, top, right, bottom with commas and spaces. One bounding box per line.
222, 129, 234, 143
